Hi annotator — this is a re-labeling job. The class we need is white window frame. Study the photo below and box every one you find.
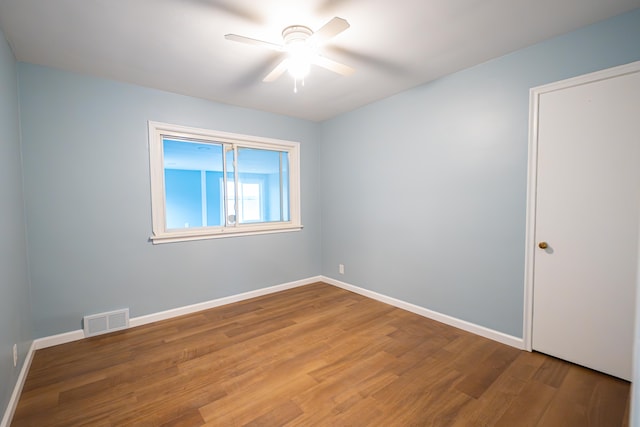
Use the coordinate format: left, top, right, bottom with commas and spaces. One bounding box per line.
148, 121, 302, 244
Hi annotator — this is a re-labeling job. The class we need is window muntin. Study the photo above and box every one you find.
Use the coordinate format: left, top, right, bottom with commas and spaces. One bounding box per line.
149, 122, 301, 243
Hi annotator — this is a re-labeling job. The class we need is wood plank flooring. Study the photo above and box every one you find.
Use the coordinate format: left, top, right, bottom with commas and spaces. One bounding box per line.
12, 282, 630, 426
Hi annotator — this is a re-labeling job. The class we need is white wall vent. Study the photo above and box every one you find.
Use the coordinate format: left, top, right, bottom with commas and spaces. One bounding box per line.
83, 308, 130, 337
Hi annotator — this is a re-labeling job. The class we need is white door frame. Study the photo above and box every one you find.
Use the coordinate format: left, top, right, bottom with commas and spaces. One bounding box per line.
523, 60, 640, 351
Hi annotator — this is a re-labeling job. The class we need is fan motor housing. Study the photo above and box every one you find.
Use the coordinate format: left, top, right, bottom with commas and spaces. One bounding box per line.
282, 26, 312, 45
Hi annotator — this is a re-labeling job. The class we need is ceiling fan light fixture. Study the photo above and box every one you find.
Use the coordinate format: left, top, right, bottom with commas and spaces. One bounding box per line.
224, 17, 353, 89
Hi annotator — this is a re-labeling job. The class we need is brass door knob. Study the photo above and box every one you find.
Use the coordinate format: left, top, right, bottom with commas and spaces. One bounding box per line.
538, 242, 548, 249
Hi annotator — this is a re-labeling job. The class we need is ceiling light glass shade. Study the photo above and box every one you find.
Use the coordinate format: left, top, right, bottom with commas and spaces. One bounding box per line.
286, 39, 315, 80
287, 56, 311, 80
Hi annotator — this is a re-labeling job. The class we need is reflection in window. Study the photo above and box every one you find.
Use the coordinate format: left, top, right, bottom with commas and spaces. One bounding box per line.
162, 140, 291, 229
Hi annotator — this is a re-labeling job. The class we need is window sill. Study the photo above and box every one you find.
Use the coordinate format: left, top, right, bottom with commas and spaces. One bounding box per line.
150, 224, 303, 244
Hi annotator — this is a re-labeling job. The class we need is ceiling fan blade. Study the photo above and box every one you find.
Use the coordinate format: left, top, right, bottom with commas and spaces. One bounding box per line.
309, 17, 350, 44
263, 59, 289, 82
224, 34, 283, 51
313, 56, 355, 76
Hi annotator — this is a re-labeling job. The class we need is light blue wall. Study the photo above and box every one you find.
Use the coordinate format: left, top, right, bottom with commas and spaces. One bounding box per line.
0, 28, 32, 416
18, 64, 322, 338
320, 9, 640, 338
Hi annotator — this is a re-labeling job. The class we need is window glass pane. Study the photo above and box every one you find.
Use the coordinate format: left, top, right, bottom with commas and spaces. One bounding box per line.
164, 169, 202, 229
163, 138, 223, 229
237, 148, 290, 223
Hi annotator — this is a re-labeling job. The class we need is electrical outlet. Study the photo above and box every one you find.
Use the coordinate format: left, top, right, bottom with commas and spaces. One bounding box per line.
339, 264, 345, 275
13, 344, 17, 367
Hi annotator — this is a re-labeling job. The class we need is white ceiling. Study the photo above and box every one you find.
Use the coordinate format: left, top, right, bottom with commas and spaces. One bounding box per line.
1, 0, 639, 122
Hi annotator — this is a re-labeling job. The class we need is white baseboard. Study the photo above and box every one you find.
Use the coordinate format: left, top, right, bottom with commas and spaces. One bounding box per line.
32, 274, 523, 351
1, 341, 36, 427
33, 330, 85, 350
129, 276, 323, 328
33, 276, 324, 350
321, 276, 525, 350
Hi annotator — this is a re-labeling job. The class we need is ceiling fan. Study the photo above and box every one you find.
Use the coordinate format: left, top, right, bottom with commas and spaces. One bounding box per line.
225, 17, 355, 91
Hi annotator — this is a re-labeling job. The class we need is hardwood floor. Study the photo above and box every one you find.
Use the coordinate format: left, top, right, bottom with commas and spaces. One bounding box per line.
12, 282, 630, 426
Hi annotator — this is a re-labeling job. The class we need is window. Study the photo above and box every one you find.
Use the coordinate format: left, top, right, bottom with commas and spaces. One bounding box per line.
148, 121, 301, 243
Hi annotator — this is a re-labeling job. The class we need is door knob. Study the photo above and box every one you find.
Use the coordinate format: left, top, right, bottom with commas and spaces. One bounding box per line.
538, 242, 548, 249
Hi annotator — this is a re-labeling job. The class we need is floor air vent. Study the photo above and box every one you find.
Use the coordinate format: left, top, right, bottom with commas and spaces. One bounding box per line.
83, 309, 129, 337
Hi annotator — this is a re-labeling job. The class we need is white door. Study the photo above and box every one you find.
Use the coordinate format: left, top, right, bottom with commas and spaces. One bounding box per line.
530, 63, 640, 381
